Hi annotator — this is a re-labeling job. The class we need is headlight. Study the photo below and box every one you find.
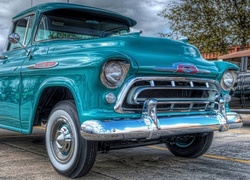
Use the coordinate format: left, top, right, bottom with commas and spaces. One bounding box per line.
220, 70, 237, 91
100, 60, 130, 89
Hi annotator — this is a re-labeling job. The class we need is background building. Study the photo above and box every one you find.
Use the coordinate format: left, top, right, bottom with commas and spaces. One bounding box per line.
201, 45, 250, 60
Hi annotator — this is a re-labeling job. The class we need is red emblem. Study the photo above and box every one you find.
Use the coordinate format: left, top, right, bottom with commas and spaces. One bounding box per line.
176, 64, 198, 74
34, 62, 58, 69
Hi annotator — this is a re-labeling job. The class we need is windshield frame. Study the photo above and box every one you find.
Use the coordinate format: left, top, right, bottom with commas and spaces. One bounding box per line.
34, 9, 131, 42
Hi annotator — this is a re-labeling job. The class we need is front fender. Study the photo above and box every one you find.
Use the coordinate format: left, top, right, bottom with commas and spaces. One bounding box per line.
20, 76, 85, 134
213, 61, 239, 74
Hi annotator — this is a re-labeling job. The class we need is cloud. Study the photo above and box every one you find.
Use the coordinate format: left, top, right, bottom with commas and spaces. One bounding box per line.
0, 0, 170, 53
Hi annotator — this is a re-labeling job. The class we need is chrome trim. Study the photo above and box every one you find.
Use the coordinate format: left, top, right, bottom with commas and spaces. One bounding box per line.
153, 66, 176, 72
134, 99, 214, 105
127, 86, 218, 105
227, 112, 243, 129
198, 69, 212, 74
171, 81, 175, 87
153, 66, 211, 74
80, 112, 243, 141
214, 97, 228, 131
142, 99, 160, 130
114, 77, 221, 114
150, 80, 155, 86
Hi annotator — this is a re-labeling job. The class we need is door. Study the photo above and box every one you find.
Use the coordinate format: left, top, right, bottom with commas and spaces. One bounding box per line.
0, 15, 35, 131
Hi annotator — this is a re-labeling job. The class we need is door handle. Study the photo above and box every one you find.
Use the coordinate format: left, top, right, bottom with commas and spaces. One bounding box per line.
0, 55, 7, 60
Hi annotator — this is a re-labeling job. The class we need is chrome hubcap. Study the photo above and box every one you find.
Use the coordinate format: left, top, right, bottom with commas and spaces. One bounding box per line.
51, 118, 74, 163
56, 125, 72, 155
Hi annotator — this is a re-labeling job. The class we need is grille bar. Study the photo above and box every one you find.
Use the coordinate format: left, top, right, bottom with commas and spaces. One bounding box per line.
114, 77, 221, 114
136, 100, 213, 104
127, 86, 217, 105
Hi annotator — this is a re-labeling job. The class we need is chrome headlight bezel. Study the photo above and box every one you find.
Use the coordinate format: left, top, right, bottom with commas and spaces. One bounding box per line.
220, 70, 237, 91
100, 60, 130, 89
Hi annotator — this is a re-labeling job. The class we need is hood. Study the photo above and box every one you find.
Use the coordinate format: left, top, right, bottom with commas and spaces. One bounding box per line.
120, 35, 218, 76
46, 34, 219, 77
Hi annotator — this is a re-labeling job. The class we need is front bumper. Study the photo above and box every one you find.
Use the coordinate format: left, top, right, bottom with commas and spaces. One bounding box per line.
80, 112, 242, 141
80, 99, 243, 141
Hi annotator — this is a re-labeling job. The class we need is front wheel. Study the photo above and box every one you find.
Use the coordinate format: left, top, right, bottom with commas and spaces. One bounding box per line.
165, 132, 214, 158
45, 100, 98, 178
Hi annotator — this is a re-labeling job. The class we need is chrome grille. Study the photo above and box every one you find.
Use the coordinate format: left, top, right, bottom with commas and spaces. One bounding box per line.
114, 77, 221, 113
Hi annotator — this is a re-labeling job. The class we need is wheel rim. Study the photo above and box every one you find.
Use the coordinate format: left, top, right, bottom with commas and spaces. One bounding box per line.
50, 117, 75, 163
175, 137, 195, 148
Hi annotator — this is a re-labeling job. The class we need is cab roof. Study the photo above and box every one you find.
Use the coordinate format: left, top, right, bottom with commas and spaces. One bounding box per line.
13, 2, 137, 27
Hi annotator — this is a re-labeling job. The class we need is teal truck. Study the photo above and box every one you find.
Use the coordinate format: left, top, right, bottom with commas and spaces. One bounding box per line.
0, 3, 243, 178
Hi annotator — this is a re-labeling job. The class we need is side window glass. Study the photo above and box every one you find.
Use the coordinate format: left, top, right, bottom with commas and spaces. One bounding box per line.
35, 15, 49, 41
7, 15, 35, 51
25, 15, 35, 46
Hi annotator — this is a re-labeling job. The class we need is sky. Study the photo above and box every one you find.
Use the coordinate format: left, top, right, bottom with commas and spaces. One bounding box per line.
0, 0, 170, 53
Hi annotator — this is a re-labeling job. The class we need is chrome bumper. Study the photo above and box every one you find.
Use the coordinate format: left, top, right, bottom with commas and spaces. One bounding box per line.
80, 99, 243, 141
80, 112, 242, 141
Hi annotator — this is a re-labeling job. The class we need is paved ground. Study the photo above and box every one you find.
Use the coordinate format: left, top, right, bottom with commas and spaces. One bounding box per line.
0, 119, 250, 180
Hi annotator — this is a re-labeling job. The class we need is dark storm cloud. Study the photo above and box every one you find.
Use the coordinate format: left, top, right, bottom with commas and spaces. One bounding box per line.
0, 0, 169, 53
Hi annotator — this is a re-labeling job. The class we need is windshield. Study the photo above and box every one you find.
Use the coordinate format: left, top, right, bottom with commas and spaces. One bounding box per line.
35, 9, 130, 42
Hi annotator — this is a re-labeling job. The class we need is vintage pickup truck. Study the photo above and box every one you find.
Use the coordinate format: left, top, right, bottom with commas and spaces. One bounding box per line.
0, 2, 243, 178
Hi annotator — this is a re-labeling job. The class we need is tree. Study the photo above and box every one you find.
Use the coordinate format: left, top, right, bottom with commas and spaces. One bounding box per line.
159, 0, 250, 54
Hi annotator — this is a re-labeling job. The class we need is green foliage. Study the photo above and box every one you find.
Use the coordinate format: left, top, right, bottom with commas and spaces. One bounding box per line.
159, 0, 250, 54
48, 31, 96, 40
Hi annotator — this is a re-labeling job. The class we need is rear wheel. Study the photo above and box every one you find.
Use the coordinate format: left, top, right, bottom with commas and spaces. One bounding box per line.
165, 132, 214, 158
45, 100, 98, 178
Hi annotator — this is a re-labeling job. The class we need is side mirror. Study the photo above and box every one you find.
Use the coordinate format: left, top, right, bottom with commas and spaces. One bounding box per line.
8, 33, 20, 44
8, 33, 32, 59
